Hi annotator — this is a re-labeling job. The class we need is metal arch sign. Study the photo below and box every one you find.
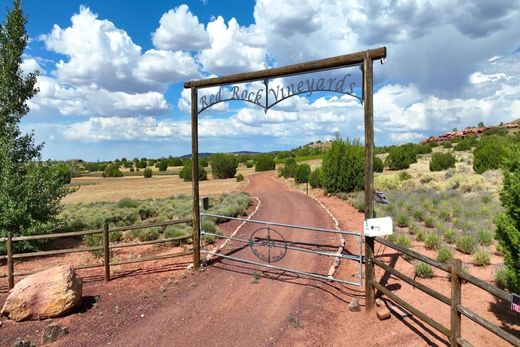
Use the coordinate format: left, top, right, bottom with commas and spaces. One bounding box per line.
197, 69, 362, 115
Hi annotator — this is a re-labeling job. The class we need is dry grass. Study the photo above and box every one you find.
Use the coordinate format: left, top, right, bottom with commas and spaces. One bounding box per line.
63, 166, 256, 204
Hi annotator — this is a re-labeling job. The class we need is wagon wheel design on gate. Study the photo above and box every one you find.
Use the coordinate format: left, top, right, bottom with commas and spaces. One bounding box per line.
249, 226, 287, 263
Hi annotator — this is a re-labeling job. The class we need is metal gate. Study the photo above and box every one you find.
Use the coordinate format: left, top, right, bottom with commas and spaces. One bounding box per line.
200, 212, 363, 286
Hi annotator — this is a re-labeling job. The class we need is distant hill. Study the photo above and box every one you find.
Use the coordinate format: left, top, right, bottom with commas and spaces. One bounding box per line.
421, 118, 519, 144
180, 151, 261, 159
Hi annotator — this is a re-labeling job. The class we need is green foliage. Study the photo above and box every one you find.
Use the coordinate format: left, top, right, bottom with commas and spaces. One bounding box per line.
429, 152, 456, 171
495, 266, 517, 290
454, 137, 477, 151
456, 235, 477, 254
477, 229, 493, 246
164, 225, 191, 246
385, 144, 417, 170
442, 141, 452, 149
424, 216, 435, 228
308, 168, 322, 188
0, 1, 70, 253
245, 161, 253, 168
473, 136, 511, 174
236, 173, 244, 182
179, 160, 207, 181
52, 165, 72, 184
103, 163, 123, 178
395, 234, 411, 248
158, 160, 168, 171
255, 154, 275, 172
321, 138, 364, 194
494, 145, 520, 291
398, 171, 412, 180
397, 214, 409, 227
414, 262, 434, 278
436, 247, 453, 264
443, 228, 456, 244
373, 156, 384, 173
294, 163, 311, 184
416, 229, 426, 241
143, 168, 153, 178
211, 153, 238, 179
424, 233, 441, 250
280, 157, 297, 178
168, 158, 183, 166
473, 250, 490, 266
116, 198, 139, 209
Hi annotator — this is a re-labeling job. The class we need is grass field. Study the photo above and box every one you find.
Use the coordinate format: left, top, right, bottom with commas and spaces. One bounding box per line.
63, 166, 256, 204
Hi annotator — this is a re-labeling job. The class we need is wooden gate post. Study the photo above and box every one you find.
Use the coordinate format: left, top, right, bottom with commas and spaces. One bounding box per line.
103, 223, 111, 282
7, 231, 14, 290
191, 87, 201, 269
450, 259, 462, 346
363, 53, 376, 311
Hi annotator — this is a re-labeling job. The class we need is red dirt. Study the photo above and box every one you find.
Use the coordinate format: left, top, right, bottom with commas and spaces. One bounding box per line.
0, 172, 518, 346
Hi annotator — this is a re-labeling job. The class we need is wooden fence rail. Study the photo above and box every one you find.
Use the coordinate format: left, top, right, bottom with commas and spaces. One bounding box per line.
374, 237, 520, 347
1, 219, 193, 288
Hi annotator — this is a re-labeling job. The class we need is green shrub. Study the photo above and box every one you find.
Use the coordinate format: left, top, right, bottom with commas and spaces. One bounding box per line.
103, 164, 123, 178
442, 141, 452, 149
374, 156, 384, 173
109, 231, 123, 243
477, 229, 493, 246
409, 223, 420, 235
164, 225, 191, 246
143, 168, 153, 178
321, 138, 364, 194
473, 136, 511, 174
494, 145, 520, 291
454, 137, 477, 151
158, 160, 168, 171
413, 210, 424, 222
168, 158, 183, 166
294, 164, 311, 184
308, 168, 322, 188
245, 161, 253, 168
138, 228, 160, 242
255, 154, 275, 172
397, 214, 409, 228
52, 165, 72, 184
415, 262, 434, 278
429, 152, 456, 171
236, 174, 244, 182
437, 247, 453, 264
398, 171, 412, 180
395, 234, 411, 248
415, 144, 433, 155
443, 228, 456, 244
179, 160, 208, 181
416, 229, 426, 241
424, 233, 441, 250
116, 198, 139, 209
385, 144, 417, 170
83, 234, 103, 257
495, 266, 517, 289
280, 157, 297, 178
473, 250, 490, 266
424, 216, 435, 228
375, 175, 400, 190
456, 235, 477, 254
211, 153, 239, 179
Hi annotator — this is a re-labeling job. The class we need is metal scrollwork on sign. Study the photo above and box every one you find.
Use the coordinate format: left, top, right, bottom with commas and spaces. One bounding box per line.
249, 227, 287, 263
197, 69, 362, 115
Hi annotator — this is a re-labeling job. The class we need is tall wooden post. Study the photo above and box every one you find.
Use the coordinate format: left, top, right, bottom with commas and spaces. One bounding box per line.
363, 52, 376, 311
103, 223, 111, 282
7, 231, 14, 290
450, 259, 462, 346
191, 87, 201, 269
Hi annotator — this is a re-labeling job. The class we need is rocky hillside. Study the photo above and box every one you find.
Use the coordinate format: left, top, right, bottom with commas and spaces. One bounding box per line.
421, 119, 519, 144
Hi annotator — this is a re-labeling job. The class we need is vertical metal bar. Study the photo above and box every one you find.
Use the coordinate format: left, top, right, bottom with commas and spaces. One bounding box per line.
451, 259, 462, 346
191, 87, 201, 269
7, 231, 14, 289
363, 53, 376, 311
103, 222, 110, 282
359, 235, 363, 285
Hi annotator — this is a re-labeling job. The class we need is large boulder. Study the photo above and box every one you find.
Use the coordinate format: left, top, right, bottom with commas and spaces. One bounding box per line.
1, 265, 82, 322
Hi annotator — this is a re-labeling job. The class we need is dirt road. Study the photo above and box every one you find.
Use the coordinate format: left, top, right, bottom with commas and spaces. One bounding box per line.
107, 171, 343, 346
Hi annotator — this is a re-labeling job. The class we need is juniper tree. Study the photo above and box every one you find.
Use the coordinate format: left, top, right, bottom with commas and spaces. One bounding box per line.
0, 0, 69, 252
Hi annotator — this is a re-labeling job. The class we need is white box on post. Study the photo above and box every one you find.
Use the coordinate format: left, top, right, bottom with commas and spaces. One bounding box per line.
364, 217, 393, 237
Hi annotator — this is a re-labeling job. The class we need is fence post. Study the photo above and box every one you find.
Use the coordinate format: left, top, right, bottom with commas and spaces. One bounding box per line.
450, 259, 462, 346
7, 231, 14, 290
103, 223, 110, 282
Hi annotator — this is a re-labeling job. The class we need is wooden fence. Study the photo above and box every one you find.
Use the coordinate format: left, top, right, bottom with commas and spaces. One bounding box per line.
0, 219, 193, 289
371, 237, 520, 347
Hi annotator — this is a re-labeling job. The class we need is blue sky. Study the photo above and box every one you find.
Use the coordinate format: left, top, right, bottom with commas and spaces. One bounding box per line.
7, 1, 520, 160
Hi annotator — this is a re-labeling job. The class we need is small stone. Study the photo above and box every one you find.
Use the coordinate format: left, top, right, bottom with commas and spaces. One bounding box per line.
377, 307, 391, 320
348, 298, 360, 312
0, 320, 3, 328
375, 298, 383, 307
140, 314, 145, 318
41, 323, 68, 344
